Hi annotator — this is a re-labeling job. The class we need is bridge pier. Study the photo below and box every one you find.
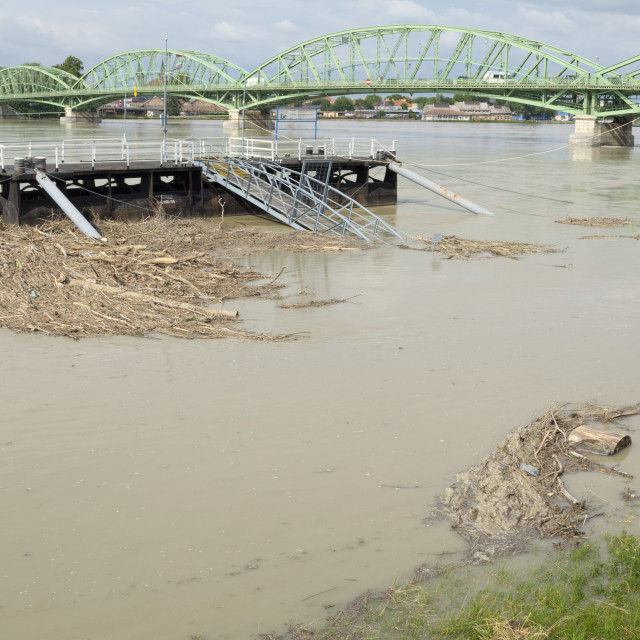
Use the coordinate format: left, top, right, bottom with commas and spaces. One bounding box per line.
0, 105, 24, 119
60, 107, 102, 124
569, 115, 634, 147
223, 109, 273, 135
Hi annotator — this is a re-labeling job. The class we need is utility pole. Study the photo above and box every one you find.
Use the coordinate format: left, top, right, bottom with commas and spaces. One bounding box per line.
162, 33, 168, 163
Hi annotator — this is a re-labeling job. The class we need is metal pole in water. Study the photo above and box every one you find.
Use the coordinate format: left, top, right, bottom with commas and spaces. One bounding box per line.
35, 169, 103, 240
388, 161, 494, 216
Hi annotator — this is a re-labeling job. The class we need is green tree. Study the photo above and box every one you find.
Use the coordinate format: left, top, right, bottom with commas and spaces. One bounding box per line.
332, 96, 354, 111
400, 102, 408, 110
310, 98, 331, 111
364, 94, 382, 109
166, 96, 184, 116
53, 56, 84, 77
452, 93, 475, 102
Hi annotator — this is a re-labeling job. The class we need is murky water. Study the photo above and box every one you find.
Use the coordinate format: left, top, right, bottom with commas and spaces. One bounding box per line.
1, 117, 640, 640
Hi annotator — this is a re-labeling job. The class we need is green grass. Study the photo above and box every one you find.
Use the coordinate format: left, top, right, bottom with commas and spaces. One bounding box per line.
308, 531, 640, 640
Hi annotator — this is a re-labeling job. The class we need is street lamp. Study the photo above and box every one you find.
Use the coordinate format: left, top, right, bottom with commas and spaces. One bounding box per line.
241, 78, 247, 158
161, 34, 183, 164
162, 33, 168, 163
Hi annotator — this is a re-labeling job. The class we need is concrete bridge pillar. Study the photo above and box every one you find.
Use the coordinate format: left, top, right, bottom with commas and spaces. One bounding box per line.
0, 105, 24, 119
600, 120, 634, 147
60, 107, 102, 124
569, 114, 634, 147
569, 115, 600, 147
223, 109, 273, 135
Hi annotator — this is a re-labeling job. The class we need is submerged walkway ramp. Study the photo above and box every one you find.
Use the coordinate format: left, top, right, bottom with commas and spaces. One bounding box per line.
196, 157, 404, 243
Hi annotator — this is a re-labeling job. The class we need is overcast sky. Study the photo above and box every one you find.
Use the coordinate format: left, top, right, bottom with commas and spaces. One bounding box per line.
1, 1, 639, 71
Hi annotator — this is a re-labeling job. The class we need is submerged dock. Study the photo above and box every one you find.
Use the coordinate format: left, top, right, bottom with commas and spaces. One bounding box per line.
0, 137, 399, 234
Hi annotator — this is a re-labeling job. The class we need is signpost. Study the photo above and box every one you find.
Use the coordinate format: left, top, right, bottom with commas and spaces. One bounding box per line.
275, 106, 319, 140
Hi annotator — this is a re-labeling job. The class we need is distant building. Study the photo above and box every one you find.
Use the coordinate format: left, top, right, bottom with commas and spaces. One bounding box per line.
181, 99, 226, 116
141, 96, 165, 117
422, 101, 511, 121
375, 97, 419, 112
353, 109, 379, 118
421, 104, 470, 121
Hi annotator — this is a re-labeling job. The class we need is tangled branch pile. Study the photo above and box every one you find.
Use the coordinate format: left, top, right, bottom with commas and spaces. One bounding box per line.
555, 217, 630, 227
415, 235, 560, 260
434, 403, 639, 564
0, 217, 355, 339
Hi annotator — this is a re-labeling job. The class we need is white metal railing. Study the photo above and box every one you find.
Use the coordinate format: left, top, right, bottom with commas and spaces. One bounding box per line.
0, 136, 396, 171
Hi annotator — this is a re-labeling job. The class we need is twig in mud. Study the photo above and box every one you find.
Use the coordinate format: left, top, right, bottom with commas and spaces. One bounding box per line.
557, 476, 580, 505
269, 266, 286, 285
301, 587, 337, 602
279, 294, 362, 309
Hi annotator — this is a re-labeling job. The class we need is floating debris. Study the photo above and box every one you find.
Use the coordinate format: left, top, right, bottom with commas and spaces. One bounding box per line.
0, 217, 358, 339
414, 235, 560, 260
555, 216, 630, 227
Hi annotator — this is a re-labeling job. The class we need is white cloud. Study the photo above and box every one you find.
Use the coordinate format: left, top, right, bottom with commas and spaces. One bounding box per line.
1, 1, 639, 71
274, 19, 296, 32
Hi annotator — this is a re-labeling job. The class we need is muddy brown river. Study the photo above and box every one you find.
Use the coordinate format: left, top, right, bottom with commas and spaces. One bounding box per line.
1, 118, 639, 639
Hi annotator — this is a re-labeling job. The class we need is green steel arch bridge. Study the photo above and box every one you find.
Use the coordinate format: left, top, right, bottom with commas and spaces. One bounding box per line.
2, 25, 640, 119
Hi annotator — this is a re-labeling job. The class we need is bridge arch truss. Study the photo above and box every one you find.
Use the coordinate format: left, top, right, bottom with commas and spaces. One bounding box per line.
2, 27, 640, 118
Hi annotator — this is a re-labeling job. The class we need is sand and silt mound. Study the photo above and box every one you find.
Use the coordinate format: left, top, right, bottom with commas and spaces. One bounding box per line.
434, 403, 637, 564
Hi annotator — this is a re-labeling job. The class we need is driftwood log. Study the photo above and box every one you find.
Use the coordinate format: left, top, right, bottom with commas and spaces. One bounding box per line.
568, 425, 631, 456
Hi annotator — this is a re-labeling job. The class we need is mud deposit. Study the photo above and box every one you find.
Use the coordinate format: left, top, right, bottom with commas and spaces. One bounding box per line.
434, 403, 638, 564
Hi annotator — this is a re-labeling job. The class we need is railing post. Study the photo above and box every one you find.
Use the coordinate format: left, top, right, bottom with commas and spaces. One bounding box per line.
298, 139, 301, 160
267, 179, 275, 211
92, 144, 96, 169
54, 147, 59, 170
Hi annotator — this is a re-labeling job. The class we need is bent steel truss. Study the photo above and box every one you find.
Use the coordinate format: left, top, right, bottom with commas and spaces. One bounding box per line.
197, 157, 404, 243
2, 26, 640, 117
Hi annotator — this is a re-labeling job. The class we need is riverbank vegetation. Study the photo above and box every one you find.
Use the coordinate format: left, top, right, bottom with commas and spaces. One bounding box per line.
267, 402, 639, 640
281, 530, 640, 640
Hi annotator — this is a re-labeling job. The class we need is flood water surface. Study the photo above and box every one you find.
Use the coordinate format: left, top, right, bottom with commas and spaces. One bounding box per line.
1, 118, 640, 639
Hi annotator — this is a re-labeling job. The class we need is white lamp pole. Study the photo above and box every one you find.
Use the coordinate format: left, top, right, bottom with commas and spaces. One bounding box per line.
123, 86, 127, 137
241, 78, 247, 158
162, 33, 168, 163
